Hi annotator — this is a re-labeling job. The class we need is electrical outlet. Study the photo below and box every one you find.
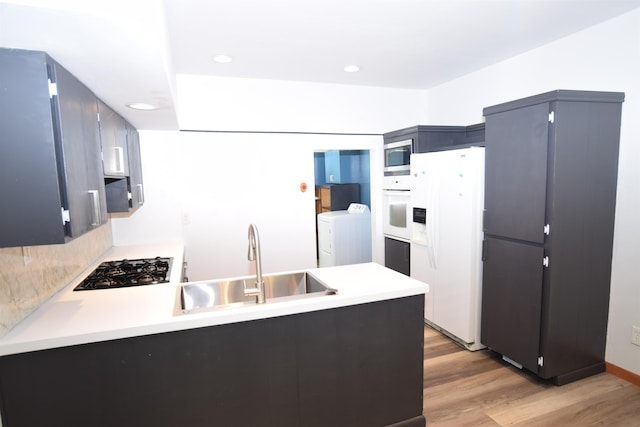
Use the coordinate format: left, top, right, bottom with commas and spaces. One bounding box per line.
632, 326, 640, 347
22, 246, 32, 266
181, 212, 191, 226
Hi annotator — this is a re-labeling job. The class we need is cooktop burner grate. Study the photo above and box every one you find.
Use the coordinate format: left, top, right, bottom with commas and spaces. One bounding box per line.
74, 257, 173, 291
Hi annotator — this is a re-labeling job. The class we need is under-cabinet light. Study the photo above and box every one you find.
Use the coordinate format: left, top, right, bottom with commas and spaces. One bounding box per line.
126, 103, 158, 111
212, 54, 233, 63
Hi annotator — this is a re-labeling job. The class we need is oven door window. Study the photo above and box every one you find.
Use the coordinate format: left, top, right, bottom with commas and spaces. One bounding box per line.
389, 203, 407, 228
383, 190, 411, 240
386, 147, 410, 167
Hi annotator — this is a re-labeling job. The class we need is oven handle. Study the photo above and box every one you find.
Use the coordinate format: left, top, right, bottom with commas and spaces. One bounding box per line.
382, 189, 410, 195
384, 165, 410, 174
384, 139, 412, 150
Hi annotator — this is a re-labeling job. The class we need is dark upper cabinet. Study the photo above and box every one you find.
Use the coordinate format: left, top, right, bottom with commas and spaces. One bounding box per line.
104, 120, 144, 213
126, 122, 144, 210
383, 124, 485, 154
480, 90, 624, 385
97, 99, 129, 178
0, 48, 107, 248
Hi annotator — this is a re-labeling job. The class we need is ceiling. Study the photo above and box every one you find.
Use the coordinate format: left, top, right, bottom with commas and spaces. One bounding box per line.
1, 0, 639, 130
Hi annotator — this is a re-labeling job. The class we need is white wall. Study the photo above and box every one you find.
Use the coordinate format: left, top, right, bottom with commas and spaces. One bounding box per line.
112, 76, 428, 279
176, 74, 429, 133
423, 9, 640, 376
112, 131, 384, 281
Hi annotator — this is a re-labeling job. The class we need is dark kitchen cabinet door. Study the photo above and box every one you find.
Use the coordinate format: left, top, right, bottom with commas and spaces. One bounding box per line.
483, 102, 549, 243
105, 121, 145, 213
98, 99, 129, 177
480, 237, 544, 373
55, 60, 108, 236
127, 123, 144, 209
385, 237, 410, 276
0, 48, 106, 248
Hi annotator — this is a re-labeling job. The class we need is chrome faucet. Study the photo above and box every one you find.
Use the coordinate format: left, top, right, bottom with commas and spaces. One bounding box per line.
245, 224, 266, 304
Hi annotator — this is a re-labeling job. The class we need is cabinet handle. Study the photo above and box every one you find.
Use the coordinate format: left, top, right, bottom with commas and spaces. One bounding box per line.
137, 183, 144, 205
114, 146, 125, 174
481, 239, 488, 261
88, 190, 101, 226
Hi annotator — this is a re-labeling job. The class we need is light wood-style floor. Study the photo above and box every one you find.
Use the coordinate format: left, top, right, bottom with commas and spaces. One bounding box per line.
422, 325, 640, 426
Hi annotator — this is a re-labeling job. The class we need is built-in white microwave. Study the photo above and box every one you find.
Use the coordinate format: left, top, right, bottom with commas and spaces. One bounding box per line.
384, 139, 412, 176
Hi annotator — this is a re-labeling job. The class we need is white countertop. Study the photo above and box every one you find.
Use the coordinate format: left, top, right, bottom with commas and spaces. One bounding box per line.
0, 245, 428, 356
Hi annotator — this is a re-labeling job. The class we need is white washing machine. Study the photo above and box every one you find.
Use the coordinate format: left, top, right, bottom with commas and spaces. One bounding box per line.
317, 203, 372, 267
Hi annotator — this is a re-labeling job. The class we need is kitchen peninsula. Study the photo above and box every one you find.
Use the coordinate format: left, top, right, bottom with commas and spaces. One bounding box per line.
0, 249, 428, 427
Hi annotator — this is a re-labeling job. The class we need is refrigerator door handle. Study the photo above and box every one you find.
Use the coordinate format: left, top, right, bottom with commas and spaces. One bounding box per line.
427, 245, 437, 269
426, 173, 438, 269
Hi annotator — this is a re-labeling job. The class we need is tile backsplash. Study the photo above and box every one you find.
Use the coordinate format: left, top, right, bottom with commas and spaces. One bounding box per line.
0, 222, 113, 337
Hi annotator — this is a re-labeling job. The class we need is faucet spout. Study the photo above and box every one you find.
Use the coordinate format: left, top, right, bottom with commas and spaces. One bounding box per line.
245, 224, 266, 304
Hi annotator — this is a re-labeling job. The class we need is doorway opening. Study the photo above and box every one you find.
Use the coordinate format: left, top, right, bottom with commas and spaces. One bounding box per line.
313, 149, 371, 263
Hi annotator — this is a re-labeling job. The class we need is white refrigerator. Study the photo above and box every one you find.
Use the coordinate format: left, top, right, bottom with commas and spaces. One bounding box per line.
410, 147, 485, 350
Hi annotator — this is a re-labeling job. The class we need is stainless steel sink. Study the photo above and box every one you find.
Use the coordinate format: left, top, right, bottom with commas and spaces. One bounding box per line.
174, 271, 337, 315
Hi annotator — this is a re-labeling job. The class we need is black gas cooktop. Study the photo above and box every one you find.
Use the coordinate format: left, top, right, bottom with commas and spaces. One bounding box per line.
74, 257, 173, 291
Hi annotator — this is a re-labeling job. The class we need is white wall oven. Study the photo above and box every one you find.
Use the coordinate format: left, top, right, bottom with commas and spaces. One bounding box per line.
382, 187, 411, 276
382, 187, 411, 241
383, 137, 412, 275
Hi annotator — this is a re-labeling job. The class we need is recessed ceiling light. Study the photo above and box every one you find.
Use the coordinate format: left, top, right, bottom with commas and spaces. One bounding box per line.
126, 103, 158, 111
213, 54, 233, 64
343, 65, 360, 73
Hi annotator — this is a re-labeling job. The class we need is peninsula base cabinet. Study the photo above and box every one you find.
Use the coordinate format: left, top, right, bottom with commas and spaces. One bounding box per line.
480, 90, 624, 385
0, 296, 425, 427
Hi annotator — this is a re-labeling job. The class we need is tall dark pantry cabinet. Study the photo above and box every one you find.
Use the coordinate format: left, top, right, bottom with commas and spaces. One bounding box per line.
480, 90, 624, 385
